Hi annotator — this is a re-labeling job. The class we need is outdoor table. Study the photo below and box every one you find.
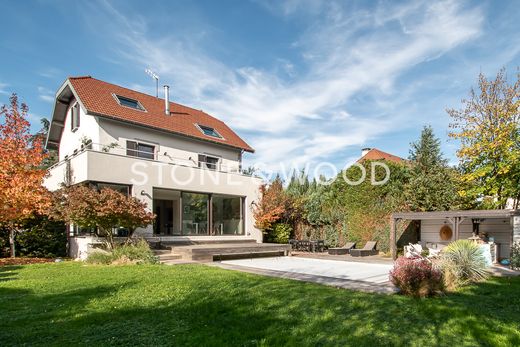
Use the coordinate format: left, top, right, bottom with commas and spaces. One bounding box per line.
288, 239, 325, 252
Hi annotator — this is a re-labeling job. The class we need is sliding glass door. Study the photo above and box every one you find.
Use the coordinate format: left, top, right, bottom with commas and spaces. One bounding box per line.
211, 195, 244, 235
181, 192, 209, 235
154, 190, 244, 236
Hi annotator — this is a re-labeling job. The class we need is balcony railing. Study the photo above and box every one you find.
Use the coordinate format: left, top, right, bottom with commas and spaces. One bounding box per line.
48, 142, 252, 176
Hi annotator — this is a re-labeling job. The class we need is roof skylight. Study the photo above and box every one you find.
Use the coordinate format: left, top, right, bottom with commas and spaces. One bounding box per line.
115, 95, 146, 111
197, 124, 222, 139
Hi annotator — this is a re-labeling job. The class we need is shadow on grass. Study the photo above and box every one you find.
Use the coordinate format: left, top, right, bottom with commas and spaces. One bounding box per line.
0, 264, 519, 346
0, 265, 22, 282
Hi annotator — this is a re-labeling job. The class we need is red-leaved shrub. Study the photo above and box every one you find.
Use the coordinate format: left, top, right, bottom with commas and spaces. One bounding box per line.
389, 257, 444, 297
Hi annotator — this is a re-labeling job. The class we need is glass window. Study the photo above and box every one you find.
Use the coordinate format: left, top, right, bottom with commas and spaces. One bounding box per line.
212, 195, 244, 235
198, 154, 219, 170
197, 125, 222, 138
116, 95, 146, 111
138, 143, 155, 160
126, 140, 155, 160
96, 183, 130, 195
71, 103, 80, 130
181, 192, 208, 235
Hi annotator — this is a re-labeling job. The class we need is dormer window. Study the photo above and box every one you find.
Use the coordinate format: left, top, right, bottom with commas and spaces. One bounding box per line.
115, 95, 146, 111
197, 124, 222, 139
71, 103, 80, 131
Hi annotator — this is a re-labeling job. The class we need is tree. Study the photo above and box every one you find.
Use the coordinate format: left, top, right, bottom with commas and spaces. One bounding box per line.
406, 125, 457, 211
0, 95, 50, 257
448, 69, 520, 208
336, 160, 409, 251
31, 118, 58, 169
252, 177, 292, 232
51, 185, 155, 249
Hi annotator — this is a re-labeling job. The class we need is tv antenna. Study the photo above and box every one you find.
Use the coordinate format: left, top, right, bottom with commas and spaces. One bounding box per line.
145, 69, 160, 97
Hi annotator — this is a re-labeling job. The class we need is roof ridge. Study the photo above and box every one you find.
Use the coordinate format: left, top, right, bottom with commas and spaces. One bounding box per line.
69, 75, 92, 80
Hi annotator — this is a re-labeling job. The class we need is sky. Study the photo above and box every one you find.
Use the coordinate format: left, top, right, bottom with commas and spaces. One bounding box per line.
1, 0, 519, 176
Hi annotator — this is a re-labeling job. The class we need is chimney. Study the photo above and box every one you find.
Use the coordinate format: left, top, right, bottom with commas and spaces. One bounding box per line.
361, 147, 372, 157
164, 85, 170, 115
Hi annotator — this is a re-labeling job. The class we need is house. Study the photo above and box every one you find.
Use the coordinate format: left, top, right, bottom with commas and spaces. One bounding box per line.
357, 147, 405, 163
390, 210, 520, 261
44, 76, 263, 258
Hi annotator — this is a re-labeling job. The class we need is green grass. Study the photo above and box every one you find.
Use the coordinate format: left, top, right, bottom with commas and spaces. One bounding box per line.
0, 263, 519, 346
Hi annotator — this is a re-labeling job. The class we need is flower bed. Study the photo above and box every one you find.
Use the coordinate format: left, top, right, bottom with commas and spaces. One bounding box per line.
0, 257, 61, 266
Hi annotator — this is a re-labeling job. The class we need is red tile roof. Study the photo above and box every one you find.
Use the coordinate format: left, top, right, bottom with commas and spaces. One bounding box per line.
357, 148, 405, 163
68, 76, 254, 152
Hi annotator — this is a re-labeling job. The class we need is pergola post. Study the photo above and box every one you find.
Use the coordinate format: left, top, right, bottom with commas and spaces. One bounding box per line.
390, 216, 398, 260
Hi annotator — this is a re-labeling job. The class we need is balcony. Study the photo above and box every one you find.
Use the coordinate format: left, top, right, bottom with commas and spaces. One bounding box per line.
45, 142, 260, 194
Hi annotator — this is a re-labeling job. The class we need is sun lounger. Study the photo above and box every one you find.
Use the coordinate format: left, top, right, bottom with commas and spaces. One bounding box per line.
328, 242, 356, 255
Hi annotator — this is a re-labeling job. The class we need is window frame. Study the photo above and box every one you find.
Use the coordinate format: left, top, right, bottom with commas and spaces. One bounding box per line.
198, 153, 220, 171
196, 124, 223, 139
88, 181, 132, 196
113, 94, 147, 112
126, 140, 157, 160
71, 102, 80, 132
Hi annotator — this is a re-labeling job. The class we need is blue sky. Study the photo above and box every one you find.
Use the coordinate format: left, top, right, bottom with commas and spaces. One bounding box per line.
1, 0, 519, 174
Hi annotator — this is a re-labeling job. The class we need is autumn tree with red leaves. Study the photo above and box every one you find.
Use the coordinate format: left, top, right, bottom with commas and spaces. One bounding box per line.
252, 177, 293, 231
0, 95, 50, 257
51, 185, 155, 249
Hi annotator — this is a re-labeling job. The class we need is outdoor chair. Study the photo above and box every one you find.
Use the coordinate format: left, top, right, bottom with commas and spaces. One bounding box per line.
328, 242, 356, 255
350, 241, 378, 257
404, 243, 423, 258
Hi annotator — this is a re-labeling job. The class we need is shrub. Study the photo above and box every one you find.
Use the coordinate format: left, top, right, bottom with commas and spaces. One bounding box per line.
15, 216, 67, 258
112, 239, 158, 265
86, 239, 158, 265
0, 215, 66, 258
440, 240, 489, 289
508, 241, 520, 270
270, 223, 292, 244
86, 249, 114, 265
389, 256, 444, 297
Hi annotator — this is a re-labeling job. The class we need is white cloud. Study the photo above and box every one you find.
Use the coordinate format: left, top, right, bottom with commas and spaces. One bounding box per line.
37, 86, 55, 103
38, 67, 62, 79
0, 82, 8, 95
85, 0, 484, 174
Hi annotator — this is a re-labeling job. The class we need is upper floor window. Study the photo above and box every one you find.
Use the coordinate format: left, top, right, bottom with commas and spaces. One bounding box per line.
115, 95, 146, 111
126, 140, 155, 160
198, 154, 220, 170
89, 182, 131, 196
197, 124, 222, 139
71, 103, 80, 131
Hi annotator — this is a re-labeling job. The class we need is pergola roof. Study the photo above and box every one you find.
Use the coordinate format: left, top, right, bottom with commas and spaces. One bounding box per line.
392, 209, 520, 220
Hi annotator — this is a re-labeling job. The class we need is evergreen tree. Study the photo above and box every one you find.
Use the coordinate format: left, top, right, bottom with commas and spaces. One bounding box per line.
406, 125, 457, 211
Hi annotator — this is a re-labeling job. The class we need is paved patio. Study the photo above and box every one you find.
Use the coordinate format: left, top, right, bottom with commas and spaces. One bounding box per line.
214, 256, 397, 294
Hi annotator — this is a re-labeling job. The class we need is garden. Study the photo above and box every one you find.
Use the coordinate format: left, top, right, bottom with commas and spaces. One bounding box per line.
1, 262, 519, 346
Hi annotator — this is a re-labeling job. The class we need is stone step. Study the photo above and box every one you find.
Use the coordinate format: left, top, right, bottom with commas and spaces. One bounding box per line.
153, 249, 173, 255
157, 253, 182, 261
172, 244, 290, 255
170, 243, 291, 262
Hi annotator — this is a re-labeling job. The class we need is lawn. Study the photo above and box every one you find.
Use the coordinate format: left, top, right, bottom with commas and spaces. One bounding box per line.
1, 263, 519, 346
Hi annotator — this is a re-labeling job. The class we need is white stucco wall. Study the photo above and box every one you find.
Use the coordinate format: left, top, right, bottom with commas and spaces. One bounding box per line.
47, 104, 262, 250
97, 118, 242, 172
45, 149, 263, 243
58, 102, 100, 161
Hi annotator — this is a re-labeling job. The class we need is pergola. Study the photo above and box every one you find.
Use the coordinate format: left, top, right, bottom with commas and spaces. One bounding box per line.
390, 209, 520, 260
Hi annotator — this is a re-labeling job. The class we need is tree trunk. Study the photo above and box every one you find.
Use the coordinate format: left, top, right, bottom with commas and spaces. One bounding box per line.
9, 228, 16, 258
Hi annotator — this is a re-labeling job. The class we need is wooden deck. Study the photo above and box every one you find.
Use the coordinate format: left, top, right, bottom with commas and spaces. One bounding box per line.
153, 241, 291, 263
